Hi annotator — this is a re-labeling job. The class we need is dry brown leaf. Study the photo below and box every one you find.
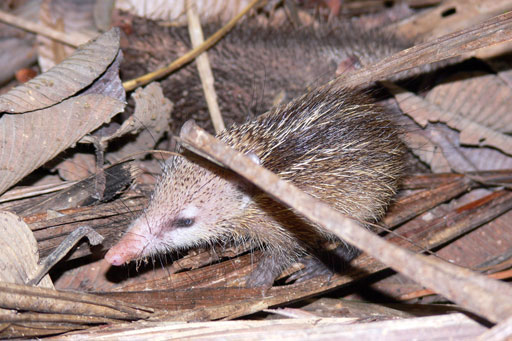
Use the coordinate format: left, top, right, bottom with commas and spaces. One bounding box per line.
427, 72, 512, 132
392, 88, 455, 172
393, 0, 512, 43
86, 51, 125, 98
100, 82, 173, 163
29, 46, 125, 184
53, 152, 96, 181
403, 131, 452, 173
426, 72, 512, 149
103, 82, 172, 142
37, 0, 99, 72
0, 94, 124, 195
428, 124, 512, 172
423, 124, 481, 172
393, 85, 512, 171
0, 28, 119, 113
0, 211, 53, 288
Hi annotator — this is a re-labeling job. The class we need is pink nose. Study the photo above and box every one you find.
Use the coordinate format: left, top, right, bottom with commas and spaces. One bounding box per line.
104, 236, 143, 266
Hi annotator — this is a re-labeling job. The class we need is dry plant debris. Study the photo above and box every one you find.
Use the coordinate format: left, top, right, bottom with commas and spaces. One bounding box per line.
49, 313, 487, 340
0, 211, 53, 288
0, 28, 120, 113
0, 0, 511, 339
0, 93, 124, 195
99, 82, 173, 163
116, 0, 262, 24
37, 0, 100, 71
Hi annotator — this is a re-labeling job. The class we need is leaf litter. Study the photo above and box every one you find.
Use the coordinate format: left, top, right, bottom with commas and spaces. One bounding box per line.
0, 0, 512, 339
0, 28, 120, 113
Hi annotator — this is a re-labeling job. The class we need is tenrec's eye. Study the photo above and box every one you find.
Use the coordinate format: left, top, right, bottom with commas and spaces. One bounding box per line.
174, 218, 195, 228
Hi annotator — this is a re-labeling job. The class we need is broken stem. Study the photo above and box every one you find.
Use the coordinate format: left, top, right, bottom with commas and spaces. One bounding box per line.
27, 226, 104, 286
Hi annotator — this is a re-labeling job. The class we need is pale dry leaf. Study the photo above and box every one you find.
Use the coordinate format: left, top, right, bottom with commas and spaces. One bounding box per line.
428, 124, 512, 172
54, 152, 96, 181
393, 89, 441, 128
403, 119, 512, 172
425, 124, 479, 173
116, 0, 254, 23
393, 88, 454, 171
403, 130, 451, 173
104, 82, 172, 140
0, 28, 119, 113
37, 0, 99, 72
426, 72, 512, 133
425, 73, 512, 154
394, 86, 512, 171
0, 94, 125, 195
23, 48, 125, 183
393, 0, 512, 43
492, 61, 512, 90
93, 0, 115, 31
102, 82, 173, 162
0, 211, 53, 288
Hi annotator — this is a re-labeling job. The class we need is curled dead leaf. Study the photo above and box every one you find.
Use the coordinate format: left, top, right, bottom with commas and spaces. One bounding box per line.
91, 82, 174, 164
391, 83, 512, 171
0, 94, 125, 195
0, 28, 120, 113
427, 73, 512, 133
103, 82, 172, 142
0, 211, 53, 288
403, 130, 451, 173
425, 73, 512, 154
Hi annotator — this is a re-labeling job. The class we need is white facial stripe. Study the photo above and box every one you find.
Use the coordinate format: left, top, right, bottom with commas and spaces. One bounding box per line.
166, 204, 204, 247
180, 204, 199, 219
167, 223, 211, 248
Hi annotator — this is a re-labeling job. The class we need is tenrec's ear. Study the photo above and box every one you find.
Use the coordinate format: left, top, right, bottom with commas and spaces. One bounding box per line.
180, 119, 197, 138
245, 151, 261, 165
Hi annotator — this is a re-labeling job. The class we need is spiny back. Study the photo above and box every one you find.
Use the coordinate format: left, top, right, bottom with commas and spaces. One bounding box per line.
220, 85, 404, 223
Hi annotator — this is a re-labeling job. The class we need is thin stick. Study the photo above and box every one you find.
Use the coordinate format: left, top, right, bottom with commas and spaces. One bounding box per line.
0, 9, 90, 47
186, 1, 225, 133
27, 226, 104, 286
335, 10, 512, 88
398, 268, 512, 300
0, 181, 76, 203
122, 0, 262, 92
